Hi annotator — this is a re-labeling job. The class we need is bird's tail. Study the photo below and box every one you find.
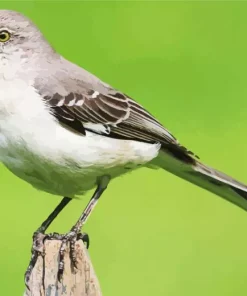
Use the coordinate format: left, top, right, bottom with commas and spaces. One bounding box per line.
151, 148, 247, 211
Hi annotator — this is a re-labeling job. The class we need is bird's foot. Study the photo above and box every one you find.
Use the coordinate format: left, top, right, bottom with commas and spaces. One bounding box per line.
24, 230, 89, 288
24, 231, 47, 288
46, 230, 89, 281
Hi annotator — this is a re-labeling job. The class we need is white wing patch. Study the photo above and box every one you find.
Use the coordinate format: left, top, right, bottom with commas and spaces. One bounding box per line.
68, 98, 76, 106
91, 91, 99, 99
56, 98, 65, 107
83, 123, 110, 135
75, 99, 84, 106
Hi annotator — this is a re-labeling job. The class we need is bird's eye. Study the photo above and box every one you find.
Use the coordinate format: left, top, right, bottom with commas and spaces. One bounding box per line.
0, 30, 10, 42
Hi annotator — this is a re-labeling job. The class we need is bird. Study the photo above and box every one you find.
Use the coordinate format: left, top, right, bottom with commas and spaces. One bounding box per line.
0, 9, 247, 285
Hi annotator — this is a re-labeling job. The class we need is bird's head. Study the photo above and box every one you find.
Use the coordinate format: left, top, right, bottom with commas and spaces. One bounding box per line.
0, 10, 49, 54
0, 10, 56, 79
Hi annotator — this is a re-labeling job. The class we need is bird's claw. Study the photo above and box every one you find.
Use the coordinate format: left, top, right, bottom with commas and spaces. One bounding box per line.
24, 231, 48, 289
24, 230, 89, 288
46, 231, 90, 282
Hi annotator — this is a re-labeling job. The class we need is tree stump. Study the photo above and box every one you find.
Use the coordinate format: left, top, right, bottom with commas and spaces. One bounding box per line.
23, 239, 102, 296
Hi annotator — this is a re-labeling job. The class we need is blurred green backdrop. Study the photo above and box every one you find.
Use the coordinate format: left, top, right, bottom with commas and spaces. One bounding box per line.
1, 1, 247, 295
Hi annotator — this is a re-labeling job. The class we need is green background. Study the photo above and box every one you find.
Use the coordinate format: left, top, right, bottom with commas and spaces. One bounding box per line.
0, 1, 247, 295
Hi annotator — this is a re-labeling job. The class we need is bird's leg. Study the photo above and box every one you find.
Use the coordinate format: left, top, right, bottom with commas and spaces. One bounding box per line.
35, 197, 72, 234
25, 176, 110, 286
47, 176, 110, 281
25, 197, 72, 287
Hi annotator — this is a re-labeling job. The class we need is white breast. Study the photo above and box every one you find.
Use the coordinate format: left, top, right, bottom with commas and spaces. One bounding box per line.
0, 79, 161, 197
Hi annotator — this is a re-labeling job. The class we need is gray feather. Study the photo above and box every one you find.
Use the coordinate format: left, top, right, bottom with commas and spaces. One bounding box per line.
34, 57, 191, 156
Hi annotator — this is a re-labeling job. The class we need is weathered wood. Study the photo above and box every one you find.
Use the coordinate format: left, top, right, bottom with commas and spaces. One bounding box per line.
23, 240, 102, 296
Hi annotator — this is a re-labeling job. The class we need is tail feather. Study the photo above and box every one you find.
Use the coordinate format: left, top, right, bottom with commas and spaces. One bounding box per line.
152, 149, 247, 211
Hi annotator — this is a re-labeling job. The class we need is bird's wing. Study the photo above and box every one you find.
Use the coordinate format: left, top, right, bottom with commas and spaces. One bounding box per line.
34, 61, 197, 163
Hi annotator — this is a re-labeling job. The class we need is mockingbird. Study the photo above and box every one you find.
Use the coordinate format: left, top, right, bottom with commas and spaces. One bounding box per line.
0, 9, 247, 285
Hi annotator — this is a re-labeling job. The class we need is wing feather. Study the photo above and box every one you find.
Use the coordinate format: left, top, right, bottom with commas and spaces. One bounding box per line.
36, 74, 197, 163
